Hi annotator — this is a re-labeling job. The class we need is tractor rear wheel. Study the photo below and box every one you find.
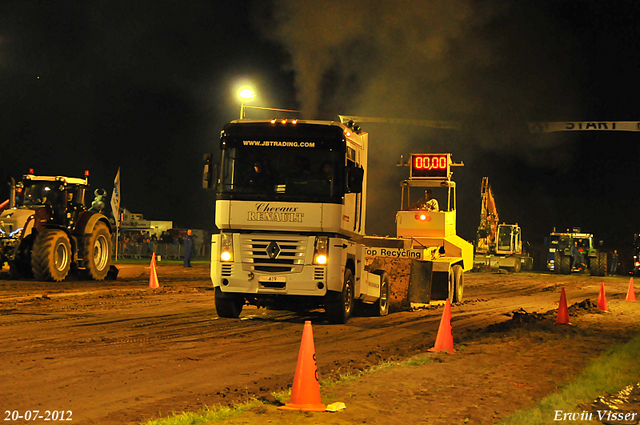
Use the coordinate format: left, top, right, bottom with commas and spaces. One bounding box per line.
31, 229, 71, 282
590, 252, 607, 277
555, 251, 571, 274
83, 222, 112, 280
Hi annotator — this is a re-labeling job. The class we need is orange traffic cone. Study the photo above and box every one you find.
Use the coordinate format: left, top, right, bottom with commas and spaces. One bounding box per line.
556, 288, 570, 324
278, 321, 326, 412
626, 277, 636, 302
428, 298, 456, 354
597, 282, 607, 311
149, 253, 159, 289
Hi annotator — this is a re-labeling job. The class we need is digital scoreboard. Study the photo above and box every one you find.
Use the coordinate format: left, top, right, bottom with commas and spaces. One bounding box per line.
410, 154, 450, 179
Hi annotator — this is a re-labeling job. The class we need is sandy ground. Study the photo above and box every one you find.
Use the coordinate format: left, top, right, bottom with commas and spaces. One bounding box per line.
1, 263, 638, 425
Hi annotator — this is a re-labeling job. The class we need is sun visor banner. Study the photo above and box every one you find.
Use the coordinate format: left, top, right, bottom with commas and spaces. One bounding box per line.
224, 138, 339, 149
529, 121, 640, 133
241, 140, 318, 148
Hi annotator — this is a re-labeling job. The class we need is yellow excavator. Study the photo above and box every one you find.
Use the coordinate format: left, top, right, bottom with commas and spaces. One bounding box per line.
473, 177, 533, 272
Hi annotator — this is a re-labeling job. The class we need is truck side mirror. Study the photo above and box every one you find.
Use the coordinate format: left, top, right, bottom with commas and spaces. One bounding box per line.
346, 165, 364, 194
202, 153, 219, 190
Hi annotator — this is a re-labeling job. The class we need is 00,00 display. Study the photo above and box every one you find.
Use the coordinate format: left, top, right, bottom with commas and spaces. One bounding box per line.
411, 155, 448, 178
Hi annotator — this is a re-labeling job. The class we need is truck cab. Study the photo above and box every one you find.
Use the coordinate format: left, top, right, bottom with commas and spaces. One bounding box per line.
207, 119, 387, 323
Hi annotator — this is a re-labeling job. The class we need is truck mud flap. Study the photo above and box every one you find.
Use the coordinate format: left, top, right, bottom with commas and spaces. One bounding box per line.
429, 271, 450, 301
408, 260, 433, 303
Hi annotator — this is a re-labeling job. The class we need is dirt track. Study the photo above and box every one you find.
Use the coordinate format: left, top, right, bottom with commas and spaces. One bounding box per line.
1, 264, 638, 424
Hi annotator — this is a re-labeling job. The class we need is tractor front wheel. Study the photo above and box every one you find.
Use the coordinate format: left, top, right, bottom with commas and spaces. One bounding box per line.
32, 229, 72, 282
9, 235, 35, 278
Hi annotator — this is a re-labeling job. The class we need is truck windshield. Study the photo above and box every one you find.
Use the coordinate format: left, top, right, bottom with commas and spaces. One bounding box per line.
219, 146, 344, 202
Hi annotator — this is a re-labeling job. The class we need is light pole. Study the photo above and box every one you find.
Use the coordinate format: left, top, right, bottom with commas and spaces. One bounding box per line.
238, 88, 256, 119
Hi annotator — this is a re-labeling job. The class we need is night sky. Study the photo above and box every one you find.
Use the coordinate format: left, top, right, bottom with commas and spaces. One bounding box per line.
2, 1, 640, 259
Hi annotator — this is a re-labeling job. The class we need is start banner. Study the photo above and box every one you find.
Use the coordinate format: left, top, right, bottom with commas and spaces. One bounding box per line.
528, 121, 640, 133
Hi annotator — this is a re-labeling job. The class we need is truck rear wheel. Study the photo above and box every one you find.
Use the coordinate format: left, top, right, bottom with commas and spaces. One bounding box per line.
373, 270, 390, 316
452, 265, 464, 303
31, 229, 71, 282
325, 269, 354, 324
214, 287, 243, 318
83, 222, 112, 280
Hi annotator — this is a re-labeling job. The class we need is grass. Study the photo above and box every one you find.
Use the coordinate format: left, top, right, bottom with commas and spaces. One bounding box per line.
142, 400, 264, 425
139, 354, 435, 425
139, 337, 640, 425
499, 333, 640, 425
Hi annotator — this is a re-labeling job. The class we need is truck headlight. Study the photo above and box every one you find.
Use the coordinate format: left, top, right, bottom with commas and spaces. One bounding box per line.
220, 233, 233, 262
313, 236, 328, 265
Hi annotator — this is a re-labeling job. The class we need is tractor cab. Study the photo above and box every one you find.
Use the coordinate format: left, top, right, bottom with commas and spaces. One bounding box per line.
16, 175, 88, 228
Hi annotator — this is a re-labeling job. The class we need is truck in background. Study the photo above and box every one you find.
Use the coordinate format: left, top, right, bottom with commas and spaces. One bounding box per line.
204, 118, 388, 323
473, 177, 533, 272
546, 227, 606, 276
391, 153, 474, 303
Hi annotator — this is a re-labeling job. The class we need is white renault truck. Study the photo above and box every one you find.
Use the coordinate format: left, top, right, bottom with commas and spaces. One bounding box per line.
203, 119, 389, 323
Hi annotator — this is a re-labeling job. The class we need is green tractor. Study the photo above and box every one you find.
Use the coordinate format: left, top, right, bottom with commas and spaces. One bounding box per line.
0, 172, 113, 281
547, 228, 606, 276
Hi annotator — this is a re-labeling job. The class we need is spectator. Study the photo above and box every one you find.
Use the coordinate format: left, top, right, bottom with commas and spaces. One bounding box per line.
610, 249, 619, 275
183, 229, 193, 267
570, 241, 584, 270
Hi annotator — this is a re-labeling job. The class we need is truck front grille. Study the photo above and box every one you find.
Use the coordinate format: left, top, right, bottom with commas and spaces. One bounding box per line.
240, 235, 308, 273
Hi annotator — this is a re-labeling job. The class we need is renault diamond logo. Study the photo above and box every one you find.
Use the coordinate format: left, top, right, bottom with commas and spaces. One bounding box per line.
266, 241, 281, 259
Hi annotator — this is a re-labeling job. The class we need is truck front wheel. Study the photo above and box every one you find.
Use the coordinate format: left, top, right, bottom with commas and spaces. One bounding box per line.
31, 229, 71, 282
325, 269, 354, 324
214, 287, 244, 318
